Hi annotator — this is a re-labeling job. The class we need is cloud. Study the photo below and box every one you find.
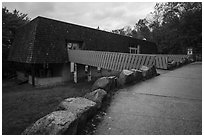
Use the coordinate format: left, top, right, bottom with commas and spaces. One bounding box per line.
2, 2, 156, 31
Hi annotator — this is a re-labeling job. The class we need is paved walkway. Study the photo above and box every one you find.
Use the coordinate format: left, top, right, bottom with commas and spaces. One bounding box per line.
94, 62, 202, 135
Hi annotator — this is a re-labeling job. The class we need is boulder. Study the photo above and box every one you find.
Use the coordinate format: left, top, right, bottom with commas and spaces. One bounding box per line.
167, 61, 177, 69
183, 58, 188, 64
149, 65, 157, 77
139, 66, 151, 79
57, 97, 97, 118
179, 59, 186, 66
91, 77, 111, 91
84, 89, 107, 109
57, 97, 97, 131
139, 65, 157, 79
22, 111, 78, 135
130, 69, 143, 81
188, 55, 195, 62
117, 70, 134, 86
108, 76, 118, 89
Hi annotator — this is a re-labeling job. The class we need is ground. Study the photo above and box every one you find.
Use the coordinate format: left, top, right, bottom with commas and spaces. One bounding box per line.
94, 62, 202, 135
2, 62, 202, 135
2, 79, 94, 135
2, 67, 120, 135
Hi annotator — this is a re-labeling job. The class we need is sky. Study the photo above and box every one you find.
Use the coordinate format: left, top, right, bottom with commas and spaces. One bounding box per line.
2, 2, 156, 31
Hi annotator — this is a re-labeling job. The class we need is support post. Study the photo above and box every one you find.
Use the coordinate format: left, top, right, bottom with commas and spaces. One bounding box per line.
137, 45, 140, 54
97, 67, 102, 76
87, 66, 92, 82
85, 65, 88, 80
70, 62, 74, 83
31, 64, 35, 86
74, 63, 77, 83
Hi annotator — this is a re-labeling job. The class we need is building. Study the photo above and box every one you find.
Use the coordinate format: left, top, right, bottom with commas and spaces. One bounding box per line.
8, 16, 157, 86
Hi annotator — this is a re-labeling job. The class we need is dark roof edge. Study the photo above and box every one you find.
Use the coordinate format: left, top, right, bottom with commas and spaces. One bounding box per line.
35, 16, 154, 44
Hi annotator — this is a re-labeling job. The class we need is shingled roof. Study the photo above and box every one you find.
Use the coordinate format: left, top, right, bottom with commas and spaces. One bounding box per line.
8, 16, 157, 64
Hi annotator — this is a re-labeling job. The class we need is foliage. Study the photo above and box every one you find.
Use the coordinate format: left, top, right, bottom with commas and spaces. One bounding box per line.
150, 2, 202, 54
112, 2, 202, 54
134, 19, 151, 40
2, 7, 30, 78
2, 7, 30, 48
112, 26, 133, 37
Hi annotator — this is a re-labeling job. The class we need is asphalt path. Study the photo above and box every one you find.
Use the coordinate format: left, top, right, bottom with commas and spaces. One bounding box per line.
94, 62, 202, 135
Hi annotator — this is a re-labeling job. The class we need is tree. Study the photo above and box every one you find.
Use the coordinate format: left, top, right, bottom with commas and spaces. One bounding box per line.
112, 26, 133, 37
134, 19, 151, 40
2, 7, 30, 49
148, 2, 202, 54
2, 7, 30, 78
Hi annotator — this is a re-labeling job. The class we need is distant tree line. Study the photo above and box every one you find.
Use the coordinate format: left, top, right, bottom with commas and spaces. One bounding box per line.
112, 2, 202, 54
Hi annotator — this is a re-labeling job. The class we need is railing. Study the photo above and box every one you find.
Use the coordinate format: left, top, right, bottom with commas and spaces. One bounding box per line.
155, 54, 189, 69
68, 50, 156, 71
155, 55, 168, 69
68, 50, 189, 70
167, 55, 189, 62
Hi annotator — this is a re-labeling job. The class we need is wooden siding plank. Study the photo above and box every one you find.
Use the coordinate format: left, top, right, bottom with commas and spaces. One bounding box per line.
144, 56, 150, 66
118, 53, 124, 71
108, 52, 114, 70
120, 54, 126, 70
136, 55, 142, 69
114, 53, 119, 71
104, 52, 110, 69
123, 54, 129, 70
115, 54, 121, 71
140, 56, 146, 67
101, 52, 106, 68
129, 54, 135, 69
126, 54, 132, 69
111, 53, 116, 70
162, 56, 167, 69
132, 55, 139, 69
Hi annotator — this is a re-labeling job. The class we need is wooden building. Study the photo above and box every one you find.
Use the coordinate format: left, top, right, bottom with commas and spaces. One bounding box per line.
8, 16, 158, 86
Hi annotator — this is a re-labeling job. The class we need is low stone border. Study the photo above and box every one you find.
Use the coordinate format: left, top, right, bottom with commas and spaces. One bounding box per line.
167, 57, 193, 70
21, 65, 158, 135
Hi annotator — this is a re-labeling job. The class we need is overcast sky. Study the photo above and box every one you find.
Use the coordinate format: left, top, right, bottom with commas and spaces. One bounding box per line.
2, 2, 156, 31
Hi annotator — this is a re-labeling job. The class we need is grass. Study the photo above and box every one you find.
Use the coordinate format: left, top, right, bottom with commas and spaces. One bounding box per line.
2, 79, 94, 135
2, 69, 120, 135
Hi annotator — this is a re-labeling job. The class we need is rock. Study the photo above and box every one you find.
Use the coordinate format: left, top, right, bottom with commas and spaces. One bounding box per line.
176, 61, 180, 66
139, 65, 157, 79
149, 65, 157, 77
91, 77, 111, 91
57, 97, 97, 118
179, 60, 184, 66
188, 55, 195, 62
57, 97, 97, 131
130, 69, 143, 81
180, 59, 185, 64
117, 70, 134, 86
183, 58, 188, 64
22, 111, 78, 135
167, 61, 177, 69
140, 66, 151, 79
108, 76, 118, 89
84, 89, 107, 109
172, 61, 177, 67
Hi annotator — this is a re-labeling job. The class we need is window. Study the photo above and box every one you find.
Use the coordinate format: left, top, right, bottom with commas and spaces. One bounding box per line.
67, 43, 80, 50
129, 45, 140, 54
66, 40, 83, 50
187, 48, 193, 55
